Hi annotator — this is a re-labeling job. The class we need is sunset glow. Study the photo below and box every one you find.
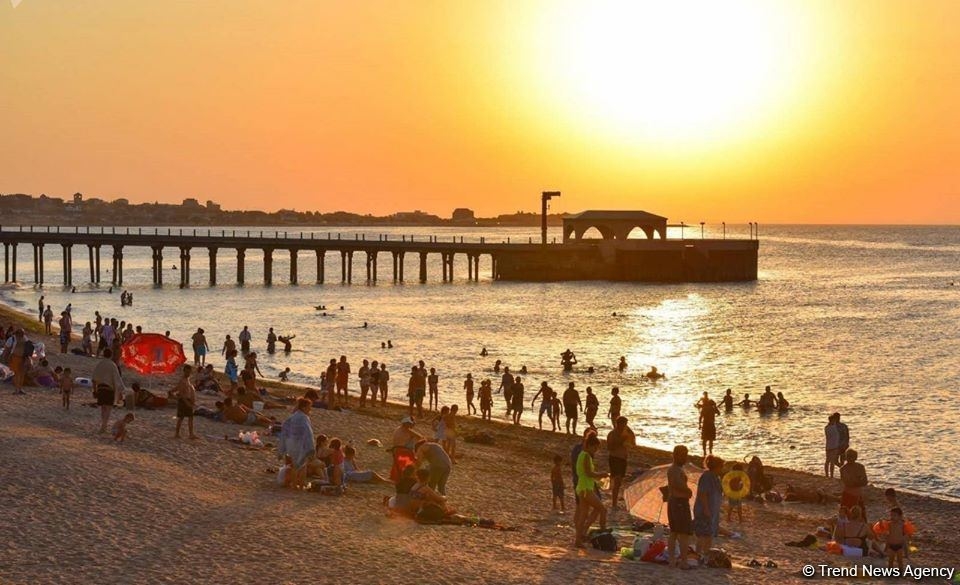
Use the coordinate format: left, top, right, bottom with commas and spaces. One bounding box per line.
1, 1, 958, 222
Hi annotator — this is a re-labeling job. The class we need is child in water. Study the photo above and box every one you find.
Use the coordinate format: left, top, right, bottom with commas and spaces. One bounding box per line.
59, 367, 74, 410
551, 454, 566, 513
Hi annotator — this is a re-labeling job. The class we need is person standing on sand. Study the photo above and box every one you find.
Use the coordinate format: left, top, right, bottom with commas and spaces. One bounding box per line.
414, 439, 453, 495
379, 362, 390, 405
607, 387, 622, 422
563, 382, 583, 435
698, 392, 721, 457
836, 413, 850, 465
8, 329, 30, 395
38, 296, 44, 321
463, 373, 476, 415
511, 376, 525, 424
606, 416, 636, 511
92, 349, 126, 433
499, 367, 513, 415
42, 305, 53, 335
337, 355, 351, 405
693, 455, 724, 559
191, 328, 209, 367
170, 364, 198, 440
238, 326, 251, 354
824, 414, 840, 478
667, 445, 694, 570
479, 379, 493, 421
839, 448, 868, 518
224, 349, 239, 394
428, 367, 440, 412
369, 360, 380, 406
407, 366, 420, 417
58, 311, 72, 354
573, 434, 607, 548
358, 359, 371, 407
584, 386, 599, 429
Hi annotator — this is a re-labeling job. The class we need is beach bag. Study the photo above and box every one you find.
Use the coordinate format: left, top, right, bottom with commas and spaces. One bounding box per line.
641, 540, 666, 562
590, 530, 618, 552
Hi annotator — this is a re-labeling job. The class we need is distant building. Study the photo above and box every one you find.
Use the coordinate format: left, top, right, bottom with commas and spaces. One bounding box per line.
393, 210, 441, 224
73, 193, 83, 206
451, 208, 475, 223
205, 200, 221, 211
182, 198, 201, 208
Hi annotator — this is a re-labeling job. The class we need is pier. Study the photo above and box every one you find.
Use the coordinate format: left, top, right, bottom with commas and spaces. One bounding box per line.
0, 212, 758, 287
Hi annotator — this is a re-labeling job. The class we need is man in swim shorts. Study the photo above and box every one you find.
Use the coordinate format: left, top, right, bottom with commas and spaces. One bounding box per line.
606, 416, 635, 510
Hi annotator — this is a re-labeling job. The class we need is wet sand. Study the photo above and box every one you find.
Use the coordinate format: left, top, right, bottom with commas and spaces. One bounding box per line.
1, 304, 958, 585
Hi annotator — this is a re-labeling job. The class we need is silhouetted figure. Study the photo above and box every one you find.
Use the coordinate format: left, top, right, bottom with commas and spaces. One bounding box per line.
560, 349, 577, 371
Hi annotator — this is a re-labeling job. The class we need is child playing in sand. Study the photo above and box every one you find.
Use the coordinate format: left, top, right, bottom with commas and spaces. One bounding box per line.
551, 454, 566, 513
60, 367, 74, 410
885, 507, 907, 572
727, 463, 745, 523
112, 413, 135, 443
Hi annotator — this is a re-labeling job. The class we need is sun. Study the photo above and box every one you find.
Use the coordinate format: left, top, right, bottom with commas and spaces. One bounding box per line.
530, 0, 816, 149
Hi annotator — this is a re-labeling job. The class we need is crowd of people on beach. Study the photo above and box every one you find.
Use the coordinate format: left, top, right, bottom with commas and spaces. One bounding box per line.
0, 299, 917, 573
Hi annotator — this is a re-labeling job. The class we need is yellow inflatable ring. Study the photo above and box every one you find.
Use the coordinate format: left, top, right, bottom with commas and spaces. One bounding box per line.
722, 470, 751, 500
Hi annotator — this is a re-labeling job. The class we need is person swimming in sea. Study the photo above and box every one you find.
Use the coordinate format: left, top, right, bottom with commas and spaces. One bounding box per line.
480, 347, 488, 357
560, 349, 577, 372
520, 365, 528, 375
387, 340, 393, 348
618, 357, 627, 372
722, 389, 734, 412
757, 386, 777, 412
644, 366, 665, 381
493, 359, 502, 374
362, 322, 368, 328
736, 393, 754, 409
776, 391, 790, 412
279, 335, 295, 353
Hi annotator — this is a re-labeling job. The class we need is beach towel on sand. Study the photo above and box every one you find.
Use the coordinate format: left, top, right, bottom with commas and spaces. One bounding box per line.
277, 410, 315, 468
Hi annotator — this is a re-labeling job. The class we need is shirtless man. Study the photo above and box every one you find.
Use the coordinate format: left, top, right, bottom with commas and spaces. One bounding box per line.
170, 365, 198, 439
392, 416, 425, 451
563, 382, 583, 435
607, 416, 636, 511
378, 363, 390, 405
191, 328, 209, 367
721, 388, 734, 412
531, 382, 554, 430
337, 355, 351, 404
463, 373, 476, 415
499, 367, 514, 415
279, 334, 295, 353
667, 445, 693, 569
222, 396, 272, 427
221, 335, 236, 357
584, 386, 599, 429
698, 393, 721, 456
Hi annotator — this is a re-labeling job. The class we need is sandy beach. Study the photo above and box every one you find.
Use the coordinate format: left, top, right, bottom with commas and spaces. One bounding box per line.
1, 304, 958, 585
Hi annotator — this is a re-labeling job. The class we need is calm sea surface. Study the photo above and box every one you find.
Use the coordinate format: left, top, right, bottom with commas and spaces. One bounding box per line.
2, 224, 959, 499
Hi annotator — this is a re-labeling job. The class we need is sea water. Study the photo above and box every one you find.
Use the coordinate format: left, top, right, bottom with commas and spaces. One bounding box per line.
2, 224, 958, 499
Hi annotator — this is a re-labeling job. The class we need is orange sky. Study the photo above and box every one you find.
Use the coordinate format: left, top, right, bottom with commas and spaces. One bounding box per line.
1, 1, 958, 223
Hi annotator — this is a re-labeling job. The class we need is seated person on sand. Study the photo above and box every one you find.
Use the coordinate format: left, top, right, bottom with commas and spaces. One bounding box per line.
389, 465, 418, 515
408, 467, 455, 519
195, 365, 222, 394
237, 371, 285, 409
342, 445, 391, 484
31, 359, 58, 388
277, 455, 296, 488
306, 435, 332, 481
222, 396, 273, 427
784, 484, 839, 504
133, 382, 169, 409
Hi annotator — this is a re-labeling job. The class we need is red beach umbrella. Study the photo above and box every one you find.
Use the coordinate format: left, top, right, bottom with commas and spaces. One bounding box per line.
120, 333, 187, 375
